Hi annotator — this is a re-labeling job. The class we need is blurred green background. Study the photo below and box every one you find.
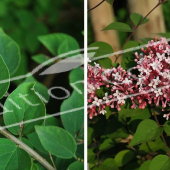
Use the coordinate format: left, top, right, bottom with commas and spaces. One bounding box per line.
0, 0, 84, 76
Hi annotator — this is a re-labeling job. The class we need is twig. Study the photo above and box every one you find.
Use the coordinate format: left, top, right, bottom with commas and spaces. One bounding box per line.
152, 110, 170, 157
88, 0, 105, 12
114, 0, 166, 63
0, 127, 55, 170
49, 152, 57, 170
74, 154, 84, 163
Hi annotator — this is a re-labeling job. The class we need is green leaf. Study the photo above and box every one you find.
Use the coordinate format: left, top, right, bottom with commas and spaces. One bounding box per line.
88, 127, 94, 145
139, 160, 151, 170
129, 119, 163, 147
106, 0, 114, 5
130, 13, 149, 26
140, 38, 153, 44
56, 158, 75, 170
0, 138, 32, 170
0, 55, 10, 99
88, 42, 113, 68
158, 33, 170, 39
105, 106, 112, 119
139, 138, 166, 154
68, 161, 84, 170
43, 114, 62, 127
124, 41, 140, 49
115, 150, 135, 167
112, 63, 119, 68
36, 163, 46, 170
121, 41, 140, 70
0, 28, 21, 75
24, 76, 50, 103
119, 99, 150, 118
12, 54, 28, 85
21, 137, 34, 149
88, 149, 96, 163
25, 22, 49, 53
102, 22, 132, 32
35, 126, 77, 159
69, 67, 84, 94
3, 82, 46, 135
76, 144, 84, 159
60, 90, 84, 137
99, 138, 115, 152
38, 33, 79, 56
129, 111, 151, 134
105, 128, 129, 140
32, 54, 52, 65
163, 121, 170, 136
31, 163, 38, 170
149, 155, 170, 170
16, 10, 34, 29
27, 132, 48, 154
98, 158, 119, 170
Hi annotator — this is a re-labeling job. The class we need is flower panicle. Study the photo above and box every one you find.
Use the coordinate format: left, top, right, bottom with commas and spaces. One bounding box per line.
88, 37, 170, 120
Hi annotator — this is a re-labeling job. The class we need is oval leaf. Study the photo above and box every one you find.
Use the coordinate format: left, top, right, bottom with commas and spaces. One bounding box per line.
102, 22, 132, 32
3, 82, 46, 135
139, 160, 151, 170
60, 90, 84, 137
129, 119, 163, 147
0, 28, 21, 75
88, 42, 113, 68
99, 138, 115, 152
38, 33, 79, 56
149, 155, 170, 170
130, 13, 149, 26
163, 121, 170, 136
68, 161, 84, 170
98, 158, 119, 170
35, 126, 77, 159
115, 150, 135, 167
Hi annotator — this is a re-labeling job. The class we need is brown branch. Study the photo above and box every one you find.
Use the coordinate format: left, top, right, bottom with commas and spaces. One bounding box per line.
153, 110, 170, 157
88, 0, 105, 12
114, 0, 166, 63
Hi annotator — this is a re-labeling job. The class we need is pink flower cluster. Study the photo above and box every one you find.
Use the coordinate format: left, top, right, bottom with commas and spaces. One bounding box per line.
88, 63, 134, 119
88, 37, 170, 119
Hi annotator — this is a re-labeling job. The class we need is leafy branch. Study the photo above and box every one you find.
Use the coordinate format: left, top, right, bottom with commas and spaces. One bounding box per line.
0, 127, 55, 170
114, 0, 166, 62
